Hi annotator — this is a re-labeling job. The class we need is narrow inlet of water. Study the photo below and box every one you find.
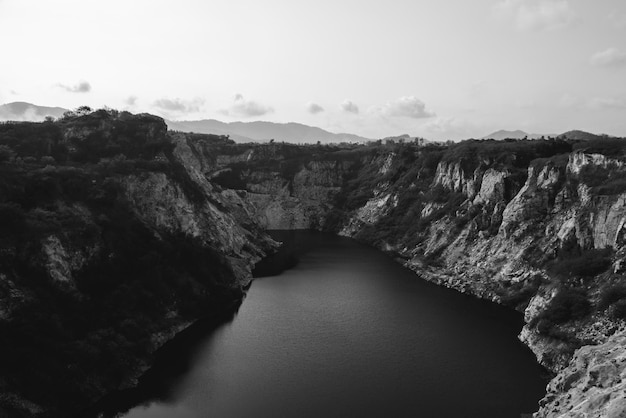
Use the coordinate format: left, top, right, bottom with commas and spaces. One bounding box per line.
100, 230, 547, 418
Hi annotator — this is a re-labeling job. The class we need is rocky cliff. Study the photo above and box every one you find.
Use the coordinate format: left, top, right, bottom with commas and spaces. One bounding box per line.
2, 111, 625, 417
0, 111, 275, 417
204, 137, 626, 417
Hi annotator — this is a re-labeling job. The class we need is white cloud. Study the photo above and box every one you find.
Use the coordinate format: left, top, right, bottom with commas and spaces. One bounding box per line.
494, 0, 576, 31
220, 94, 273, 117
153, 97, 204, 114
379, 96, 434, 119
590, 47, 626, 68
306, 102, 324, 114
57, 81, 91, 93
340, 100, 359, 114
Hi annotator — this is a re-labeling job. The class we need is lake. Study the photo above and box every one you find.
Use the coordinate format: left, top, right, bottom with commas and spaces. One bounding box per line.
114, 230, 547, 418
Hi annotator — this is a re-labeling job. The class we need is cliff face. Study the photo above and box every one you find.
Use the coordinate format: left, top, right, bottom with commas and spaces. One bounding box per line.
206, 138, 626, 417
2, 113, 625, 417
0, 111, 275, 417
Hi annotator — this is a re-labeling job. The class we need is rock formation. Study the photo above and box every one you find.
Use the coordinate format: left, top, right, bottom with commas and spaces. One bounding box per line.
1, 111, 625, 417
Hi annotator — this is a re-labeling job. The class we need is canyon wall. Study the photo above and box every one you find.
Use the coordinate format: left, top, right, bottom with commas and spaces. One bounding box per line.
203, 137, 626, 417
0, 112, 275, 417
2, 112, 625, 417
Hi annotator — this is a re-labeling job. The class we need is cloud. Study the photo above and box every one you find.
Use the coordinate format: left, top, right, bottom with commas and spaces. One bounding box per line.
590, 47, 626, 68
58, 81, 91, 93
124, 95, 138, 106
379, 96, 434, 119
494, 0, 576, 31
220, 94, 273, 117
306, 102, 324, 114
340, 100, 359, 114
153, 97, 204, 114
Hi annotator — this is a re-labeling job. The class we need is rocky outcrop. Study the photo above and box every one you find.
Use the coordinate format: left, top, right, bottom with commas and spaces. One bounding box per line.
0, 112, 276, 417
535, 327, 626, 418
4, 114, 623, 417
208, 138, 626, 417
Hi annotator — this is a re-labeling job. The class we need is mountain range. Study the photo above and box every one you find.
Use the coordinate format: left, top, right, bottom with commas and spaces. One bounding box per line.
481, 129, 604, 141
0, 102, 609, 143
166, 119, 372, 143
0, 101, 68, 121
0, 102, 371, 144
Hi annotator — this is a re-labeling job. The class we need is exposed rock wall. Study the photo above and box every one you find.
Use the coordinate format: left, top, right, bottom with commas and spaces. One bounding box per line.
0, 114, 276, 417
207, 139, 626, 417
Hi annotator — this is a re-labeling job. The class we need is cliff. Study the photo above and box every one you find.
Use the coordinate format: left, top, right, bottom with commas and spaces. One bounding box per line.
2, 111, 626, 417
0, 111, 276, 417
204, 137, 626, 417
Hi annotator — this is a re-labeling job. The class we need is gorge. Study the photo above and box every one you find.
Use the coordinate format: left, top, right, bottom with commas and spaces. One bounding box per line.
1, 110, 626, 417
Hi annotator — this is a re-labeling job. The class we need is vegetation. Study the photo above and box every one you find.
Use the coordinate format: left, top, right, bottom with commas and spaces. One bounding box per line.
577, 164, 626, 195
0, 108, 250, 415
548, 248, 613, 281
440, 138, 572, 173
598, 283, 626, 320
572, 137, 626, 158
533, 288, 591, 338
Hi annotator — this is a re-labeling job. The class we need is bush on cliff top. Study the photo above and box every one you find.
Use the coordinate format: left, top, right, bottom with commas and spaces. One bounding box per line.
441, 138, 572, 173
572, 137, 626, 158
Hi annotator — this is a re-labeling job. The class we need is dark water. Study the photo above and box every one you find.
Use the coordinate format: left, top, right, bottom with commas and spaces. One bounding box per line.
116, 231, 547, 418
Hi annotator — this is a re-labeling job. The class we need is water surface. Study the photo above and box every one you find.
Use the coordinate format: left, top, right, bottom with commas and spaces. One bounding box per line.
120, 231, 546, 418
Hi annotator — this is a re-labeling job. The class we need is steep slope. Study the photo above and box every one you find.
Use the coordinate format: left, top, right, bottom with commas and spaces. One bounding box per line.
3, 111, 625, 417
0, 111, 275, 417
204, 136, 626, 417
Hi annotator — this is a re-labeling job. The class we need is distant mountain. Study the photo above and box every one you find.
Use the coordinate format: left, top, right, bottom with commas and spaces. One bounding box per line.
0, 102, 68, 121
481, 130, 544, 140
166, 119, 372, 144
557, 130, 603, 141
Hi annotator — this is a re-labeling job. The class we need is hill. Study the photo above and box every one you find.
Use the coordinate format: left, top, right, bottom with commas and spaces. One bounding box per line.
0, 102, 68, 121
166, 119, 372, 144
558, 130, 603, 140
481, 129, 544, 140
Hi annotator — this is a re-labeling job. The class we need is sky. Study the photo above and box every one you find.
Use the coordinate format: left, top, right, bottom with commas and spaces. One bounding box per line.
1, 0, 625, 140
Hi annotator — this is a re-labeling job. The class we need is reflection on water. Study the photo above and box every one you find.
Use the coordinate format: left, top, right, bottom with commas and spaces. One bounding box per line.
97, 230, 547, 418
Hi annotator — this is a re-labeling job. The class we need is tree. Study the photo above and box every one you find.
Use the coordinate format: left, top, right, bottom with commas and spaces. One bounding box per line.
0, 145, 16, 162
75, 106, 93, 116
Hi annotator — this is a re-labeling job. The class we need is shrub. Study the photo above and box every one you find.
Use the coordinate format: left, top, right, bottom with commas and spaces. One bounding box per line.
0, 144, 16, 162
537, 288, 591, 325
610, 299, 626, 320
549, 248, 613, 279
598, 283, 626, 311
499, 276, 542, 308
